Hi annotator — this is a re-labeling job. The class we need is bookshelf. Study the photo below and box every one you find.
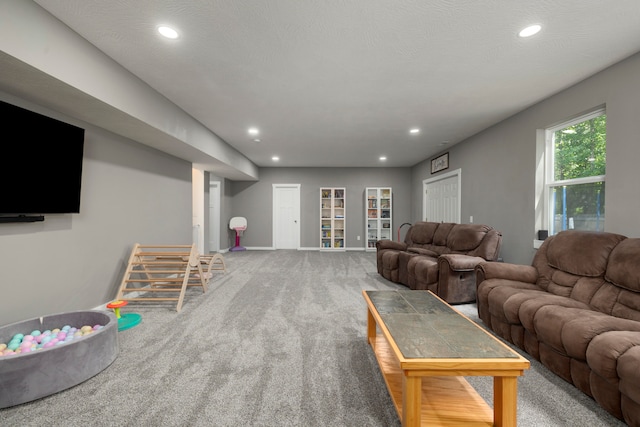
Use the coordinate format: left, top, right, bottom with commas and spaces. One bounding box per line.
320, 187, 346, 250
365, 187, 392, 251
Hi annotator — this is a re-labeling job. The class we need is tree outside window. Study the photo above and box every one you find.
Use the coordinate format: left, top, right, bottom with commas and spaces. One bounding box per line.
547, 111, 606, 235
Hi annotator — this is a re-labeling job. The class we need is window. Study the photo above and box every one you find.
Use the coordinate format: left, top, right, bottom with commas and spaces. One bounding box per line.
544, 109, 606, 235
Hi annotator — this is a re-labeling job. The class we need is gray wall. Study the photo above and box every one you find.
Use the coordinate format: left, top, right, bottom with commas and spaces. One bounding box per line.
2, 2, 639, 326
229, 167, 411, 249
0, 95, 193, 326
411, 51, 640, 265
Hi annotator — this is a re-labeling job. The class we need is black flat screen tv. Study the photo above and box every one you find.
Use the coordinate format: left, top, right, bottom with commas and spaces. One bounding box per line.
0, 100, 85, 217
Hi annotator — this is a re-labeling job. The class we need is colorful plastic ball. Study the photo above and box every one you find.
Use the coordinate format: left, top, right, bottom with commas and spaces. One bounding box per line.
30, 330, 41, 337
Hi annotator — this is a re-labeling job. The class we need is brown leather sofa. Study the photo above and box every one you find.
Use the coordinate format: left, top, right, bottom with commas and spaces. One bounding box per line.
476, 230, 640, 425
376, 221, 502, 304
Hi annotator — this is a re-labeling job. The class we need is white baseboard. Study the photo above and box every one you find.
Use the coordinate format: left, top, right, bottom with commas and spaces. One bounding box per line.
230, 246, 369, 251
225, 246, 371, 252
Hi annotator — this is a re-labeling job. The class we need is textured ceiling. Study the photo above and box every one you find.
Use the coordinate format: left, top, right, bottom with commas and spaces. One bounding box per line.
29, 0, 640, 168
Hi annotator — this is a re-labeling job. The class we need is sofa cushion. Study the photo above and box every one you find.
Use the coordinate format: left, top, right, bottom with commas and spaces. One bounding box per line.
546, 230, 626, 277
612, 288, 640, 322
409, 222, 439, 245
447, 224, 490, 252
606, 238, 640, 293
534, 306, 640, 361
413, 258, 439, 290
432, 222, 455, 246
519, 294, 592, 337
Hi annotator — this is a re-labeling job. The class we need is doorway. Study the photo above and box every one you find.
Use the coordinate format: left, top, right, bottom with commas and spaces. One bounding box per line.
209, 181, 221, 252
272, 184, 300, 249
423, 169, 461, 223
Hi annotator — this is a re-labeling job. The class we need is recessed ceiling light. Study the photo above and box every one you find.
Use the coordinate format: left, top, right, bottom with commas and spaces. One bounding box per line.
439, 140, 450, 146
272, 156, 280, 161
379, 156, 387, 161
248, 127, 259, 136
519, 24, 541, 38
252, 138, 261, 143
409, 128, 420, 134
158, 26, 179, 39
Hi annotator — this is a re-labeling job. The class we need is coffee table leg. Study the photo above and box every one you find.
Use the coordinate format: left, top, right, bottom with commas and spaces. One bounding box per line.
494, 376, 517, 427
367, 308, 376, 344
402, 374, 421, 427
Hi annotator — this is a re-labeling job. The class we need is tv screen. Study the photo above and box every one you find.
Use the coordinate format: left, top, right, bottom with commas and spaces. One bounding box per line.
0, 100, 85, 215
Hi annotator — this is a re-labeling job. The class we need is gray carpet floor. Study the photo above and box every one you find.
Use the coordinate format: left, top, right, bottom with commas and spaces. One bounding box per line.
0, 250, 627, 426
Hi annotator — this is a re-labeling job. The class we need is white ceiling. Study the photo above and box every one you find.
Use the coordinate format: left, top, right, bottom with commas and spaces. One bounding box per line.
27, 1, 640, 168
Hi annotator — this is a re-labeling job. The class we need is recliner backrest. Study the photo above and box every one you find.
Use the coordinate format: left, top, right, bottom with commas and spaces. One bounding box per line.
532, 230, 627, 305
598, 238, 640, 321
405, 221, 502, 260
406, 221, 439, 245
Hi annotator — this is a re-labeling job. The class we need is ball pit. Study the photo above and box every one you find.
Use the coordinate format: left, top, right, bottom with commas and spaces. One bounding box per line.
0, 324, 104, 356
0, 310, 118, 409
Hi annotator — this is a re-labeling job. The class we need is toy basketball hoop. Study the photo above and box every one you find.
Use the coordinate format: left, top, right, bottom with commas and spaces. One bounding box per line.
229, 217, 247, 252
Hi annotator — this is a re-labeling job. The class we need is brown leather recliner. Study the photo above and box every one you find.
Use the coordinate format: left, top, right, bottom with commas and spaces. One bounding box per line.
475, 230, 640, 425
376, 221, 502, 304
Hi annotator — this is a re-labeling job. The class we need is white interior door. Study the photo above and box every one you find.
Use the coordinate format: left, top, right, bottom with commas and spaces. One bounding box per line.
423, 169, 461, 223
209, 181, 221, 252
273, 184, 300, 249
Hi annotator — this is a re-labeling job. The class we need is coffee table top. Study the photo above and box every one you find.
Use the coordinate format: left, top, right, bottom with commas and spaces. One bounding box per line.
364, 290, 519, 359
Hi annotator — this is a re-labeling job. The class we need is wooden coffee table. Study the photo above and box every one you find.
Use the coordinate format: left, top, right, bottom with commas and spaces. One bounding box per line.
363, 290, 530, 427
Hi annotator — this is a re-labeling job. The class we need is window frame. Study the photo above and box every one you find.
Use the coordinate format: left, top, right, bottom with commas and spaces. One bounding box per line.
536, 107, 606, 241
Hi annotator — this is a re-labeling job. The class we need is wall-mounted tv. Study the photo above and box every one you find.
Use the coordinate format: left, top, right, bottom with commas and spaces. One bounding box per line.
0, 99, 85, 220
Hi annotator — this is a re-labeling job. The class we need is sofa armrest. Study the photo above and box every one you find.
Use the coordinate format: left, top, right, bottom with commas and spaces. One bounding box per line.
437, 254, 486, 304
438, 254, 486, 271
475, 261, 538, 284
376, 239, 407, 251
